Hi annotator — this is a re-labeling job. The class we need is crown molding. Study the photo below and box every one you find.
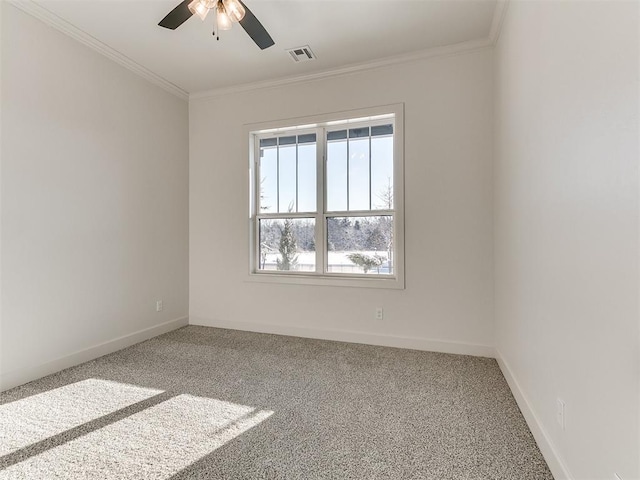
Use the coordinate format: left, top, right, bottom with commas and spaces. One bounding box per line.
7, 0, 189, 101
489, 0, 509, 45
190, 37, 494, 101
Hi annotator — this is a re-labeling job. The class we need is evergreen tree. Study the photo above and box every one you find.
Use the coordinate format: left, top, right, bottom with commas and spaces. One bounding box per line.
346, 253, 386, 274
276, 218, 299, 271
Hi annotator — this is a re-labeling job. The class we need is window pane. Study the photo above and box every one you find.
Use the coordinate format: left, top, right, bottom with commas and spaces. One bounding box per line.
348, 138, 370, 211
326, 140, 347, 211
278, 145, 296, 212
326, 216, 393, 275
327, 130, 347, 141
349, 127, 370, 138
371, 124, 393, 137
298, 133, 316, 144
297, 143, 316, 212
279, 135, 296, 146
371, 135, 394, 210
260, 138, 277, 148
259, 147, 277, 213
259, 218, 316, 272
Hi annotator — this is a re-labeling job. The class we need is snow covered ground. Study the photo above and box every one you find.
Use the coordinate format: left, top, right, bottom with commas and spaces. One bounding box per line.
259, 251, 392, 274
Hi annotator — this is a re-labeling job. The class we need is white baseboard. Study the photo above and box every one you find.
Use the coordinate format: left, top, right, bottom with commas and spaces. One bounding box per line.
0, 316, 189, 392
189, 316, 495, 358
495, 349, 573, 480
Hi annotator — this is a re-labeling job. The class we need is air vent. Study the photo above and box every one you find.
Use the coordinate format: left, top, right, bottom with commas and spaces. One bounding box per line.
286, 45, 316, 63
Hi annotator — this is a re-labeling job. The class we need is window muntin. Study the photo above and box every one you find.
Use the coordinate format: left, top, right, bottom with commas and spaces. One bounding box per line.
250, 110, 402, 286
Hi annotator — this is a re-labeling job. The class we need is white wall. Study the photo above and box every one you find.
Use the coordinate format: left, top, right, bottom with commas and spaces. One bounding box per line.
189, 48, 494, 355
0, 4, 189, 390
494, 1, 640, 479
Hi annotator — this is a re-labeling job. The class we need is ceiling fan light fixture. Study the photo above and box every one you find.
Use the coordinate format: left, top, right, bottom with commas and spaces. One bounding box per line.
216, 4, 233, 30
188, 0, 209, 21
159, 0, 275, 49
222, 0, 246, 22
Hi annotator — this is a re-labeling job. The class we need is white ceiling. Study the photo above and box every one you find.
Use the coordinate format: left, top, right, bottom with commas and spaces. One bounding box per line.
31, 0, 498, 95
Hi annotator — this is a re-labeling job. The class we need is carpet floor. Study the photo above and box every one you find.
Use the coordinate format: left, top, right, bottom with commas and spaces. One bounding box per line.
0, 326, 553, 479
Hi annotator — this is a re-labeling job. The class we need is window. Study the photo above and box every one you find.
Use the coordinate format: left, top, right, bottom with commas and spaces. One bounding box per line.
248, 105, 404, 289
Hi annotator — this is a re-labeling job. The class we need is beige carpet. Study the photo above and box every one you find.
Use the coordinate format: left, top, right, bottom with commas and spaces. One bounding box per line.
0, 326, 553, 479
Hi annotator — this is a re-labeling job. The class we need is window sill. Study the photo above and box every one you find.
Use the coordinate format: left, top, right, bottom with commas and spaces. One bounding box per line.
245, 272, 405, 290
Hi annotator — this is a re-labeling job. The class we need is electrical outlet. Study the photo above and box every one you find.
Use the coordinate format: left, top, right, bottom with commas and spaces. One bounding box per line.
556, 398, 565, 431
375, 307, 384, 320
156, 300, 163, 312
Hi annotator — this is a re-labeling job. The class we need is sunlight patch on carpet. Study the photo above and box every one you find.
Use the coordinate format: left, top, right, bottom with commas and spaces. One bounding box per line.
0, 394, 273, 479
0, 379, 163, 456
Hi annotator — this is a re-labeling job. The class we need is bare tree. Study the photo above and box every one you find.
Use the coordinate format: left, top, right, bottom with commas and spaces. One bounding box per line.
375, 177, 394, 273
259, 177, 271, 211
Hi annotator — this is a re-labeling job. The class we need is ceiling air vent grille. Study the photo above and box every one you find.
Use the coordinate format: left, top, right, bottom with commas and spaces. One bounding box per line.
286, 45, 316, 63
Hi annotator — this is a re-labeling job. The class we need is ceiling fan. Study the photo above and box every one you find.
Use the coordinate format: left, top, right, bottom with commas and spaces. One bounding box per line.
158, 0, 275, 50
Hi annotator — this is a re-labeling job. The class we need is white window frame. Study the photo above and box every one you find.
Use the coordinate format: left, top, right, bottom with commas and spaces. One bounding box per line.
245, 104, 405, 289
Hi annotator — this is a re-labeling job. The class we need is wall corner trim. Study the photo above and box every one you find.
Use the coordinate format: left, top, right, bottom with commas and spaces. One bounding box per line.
189, 316, 496, 358
496, 349, 574, 480
489, 0, 509, 45
0, 316, 189, 392
7, 0, 189, 101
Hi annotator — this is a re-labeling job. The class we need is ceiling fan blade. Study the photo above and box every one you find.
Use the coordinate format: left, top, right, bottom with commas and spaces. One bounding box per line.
238, 1, 275, 50
158, 0, 193, 30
